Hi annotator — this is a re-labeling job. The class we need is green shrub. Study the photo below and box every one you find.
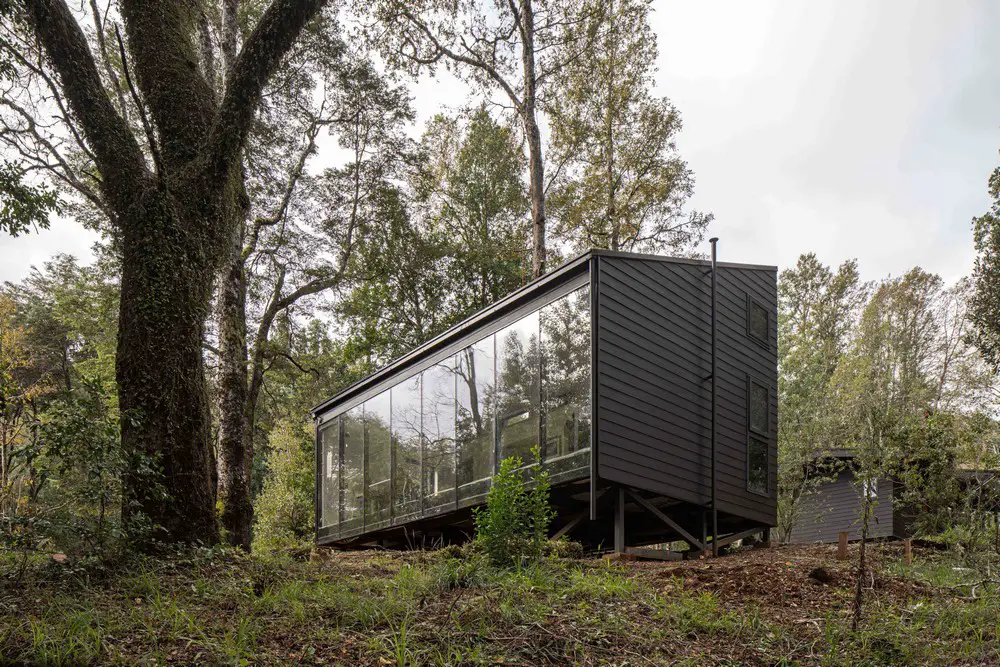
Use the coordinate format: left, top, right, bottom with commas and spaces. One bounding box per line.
252, 421, 314, 554
473, 445, 554, 568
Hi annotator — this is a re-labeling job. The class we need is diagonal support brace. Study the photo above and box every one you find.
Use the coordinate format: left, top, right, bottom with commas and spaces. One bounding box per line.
627, 489, 707, 552
711, 526, 767, 550
552, 488, 610, 541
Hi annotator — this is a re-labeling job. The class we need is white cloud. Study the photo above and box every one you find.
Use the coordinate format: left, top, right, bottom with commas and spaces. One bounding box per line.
2, 0, 998, 287
651, 0, 1000, 282
0, 216, 99, 284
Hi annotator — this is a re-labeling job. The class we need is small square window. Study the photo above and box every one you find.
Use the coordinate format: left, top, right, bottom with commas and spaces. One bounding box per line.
749, 380, 768, 435
748, 437, 768, 495
748, 297, 769, 345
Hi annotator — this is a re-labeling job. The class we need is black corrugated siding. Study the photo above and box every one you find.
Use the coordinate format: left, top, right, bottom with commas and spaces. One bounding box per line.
788, 470, 895, 543
595, 257, 778, 526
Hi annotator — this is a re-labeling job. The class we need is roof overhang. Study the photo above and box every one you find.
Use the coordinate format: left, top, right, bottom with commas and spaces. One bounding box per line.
310, 249, 778, 419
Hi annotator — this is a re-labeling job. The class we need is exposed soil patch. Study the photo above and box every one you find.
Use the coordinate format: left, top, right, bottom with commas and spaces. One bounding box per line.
1, 543, 995, 665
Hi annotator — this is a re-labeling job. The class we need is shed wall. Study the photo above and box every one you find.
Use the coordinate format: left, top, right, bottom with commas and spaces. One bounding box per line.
788, 469, 895, 543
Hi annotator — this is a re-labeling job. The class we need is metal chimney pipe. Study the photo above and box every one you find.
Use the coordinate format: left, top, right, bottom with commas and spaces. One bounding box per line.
709, 237, 719, 557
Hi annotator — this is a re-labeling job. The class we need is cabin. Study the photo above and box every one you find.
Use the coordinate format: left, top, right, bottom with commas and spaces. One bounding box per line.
787, 451, 906, 544
789, 450, 999, 544
312, 249, 778, 555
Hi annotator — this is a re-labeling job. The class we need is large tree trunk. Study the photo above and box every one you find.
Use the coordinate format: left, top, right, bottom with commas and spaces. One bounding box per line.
117, 192, 222, 544
605, 0, 618, 251
216, 228, 253, 549
520, 0, 546, 279
23, 0, 328, 546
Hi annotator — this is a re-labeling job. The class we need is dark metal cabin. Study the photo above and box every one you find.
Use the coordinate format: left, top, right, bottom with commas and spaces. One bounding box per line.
312, 249, 778, 554
789, 453, 1000, 544
787, 463, 901, 544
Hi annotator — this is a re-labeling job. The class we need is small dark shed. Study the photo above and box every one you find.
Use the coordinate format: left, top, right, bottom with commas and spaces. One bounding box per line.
312, 249, 778, 554
787, 451, 905, 544
789, 452, 1000, 544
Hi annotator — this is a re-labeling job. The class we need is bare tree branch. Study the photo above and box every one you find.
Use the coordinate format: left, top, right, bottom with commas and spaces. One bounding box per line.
22, 0, 151, 215
202, 0, 328, 190
113, 24, 164, 181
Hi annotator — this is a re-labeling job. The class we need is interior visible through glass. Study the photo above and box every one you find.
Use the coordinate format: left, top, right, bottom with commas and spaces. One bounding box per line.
341, 406, 364, 532
456, 336, 495, 506
392, 375, 421, 521
541, 286, 591, 482
496, 310, 540, 466
320, 418, 339, 532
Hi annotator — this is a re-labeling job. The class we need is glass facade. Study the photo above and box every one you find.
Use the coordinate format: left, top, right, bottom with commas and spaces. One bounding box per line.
541, 288, 591, 481
320, 417, 339, 531
422, 360, 456, 514
497, 310, 540, 466
365, 391, 392, 529
341, 406, 365, 533
456, 337, 495, 506
392, 374, 421, 522
318, 285, 592, 537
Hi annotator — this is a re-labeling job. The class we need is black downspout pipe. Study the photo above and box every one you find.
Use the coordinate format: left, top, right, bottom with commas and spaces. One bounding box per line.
710, 237, 719, 557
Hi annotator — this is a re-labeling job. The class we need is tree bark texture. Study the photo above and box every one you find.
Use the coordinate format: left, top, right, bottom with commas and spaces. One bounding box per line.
520, 0, 546, 279
22, 0, 327, 544
216, 228, 253, 549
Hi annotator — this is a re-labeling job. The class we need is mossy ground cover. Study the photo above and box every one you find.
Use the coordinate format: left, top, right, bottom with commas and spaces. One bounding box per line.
0, 543, 996, 665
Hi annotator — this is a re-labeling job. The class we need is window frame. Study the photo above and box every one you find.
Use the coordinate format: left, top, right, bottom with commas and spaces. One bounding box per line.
746, 293, 770, 348
745, 374, 771, 497
746, 436, 769, 497
746, 375, 770, 437
314, 275, 591, 539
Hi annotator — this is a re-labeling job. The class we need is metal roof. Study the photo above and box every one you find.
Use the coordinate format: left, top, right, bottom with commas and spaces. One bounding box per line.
311, 248, 777, 417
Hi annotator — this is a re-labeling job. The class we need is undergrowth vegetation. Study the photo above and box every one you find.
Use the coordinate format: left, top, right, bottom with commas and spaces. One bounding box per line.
0, 543, 996, 665
472, 448, 554, 569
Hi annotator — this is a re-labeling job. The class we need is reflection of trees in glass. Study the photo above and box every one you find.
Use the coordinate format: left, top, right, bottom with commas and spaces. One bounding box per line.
342, 407, 365, 527
541, 287, 591, 469
365, 391, 392, 527
320, 418, 339, 528
456, 337, 495, 498
392, 375, 421, 519
422, 360, 456, 510
497, 312, 541, 463
324, 286, 592, 533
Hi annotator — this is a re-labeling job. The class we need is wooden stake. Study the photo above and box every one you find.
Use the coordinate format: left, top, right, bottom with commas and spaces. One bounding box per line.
904, 538, 912, 566
838, 531, 849, 560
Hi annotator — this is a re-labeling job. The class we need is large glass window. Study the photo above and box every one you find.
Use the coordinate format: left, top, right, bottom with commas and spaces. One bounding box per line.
341, 406, 365, 532
392, 375, 422, 521
748, 296, 769, 346
422, 359, 456, 513
456, 336, 495, 506
497, 311, 541, 465
320, 417, 340, 530
320, 282, 594, 536
365, 390, 392, 529
541, 287, 591, 480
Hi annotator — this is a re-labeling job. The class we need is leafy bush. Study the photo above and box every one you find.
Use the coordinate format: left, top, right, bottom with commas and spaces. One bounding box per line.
473, 445, 554, 568
252, 421, 314, 554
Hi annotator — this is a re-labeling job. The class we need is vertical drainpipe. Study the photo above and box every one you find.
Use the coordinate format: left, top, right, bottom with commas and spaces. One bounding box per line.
710, 238, 719, 557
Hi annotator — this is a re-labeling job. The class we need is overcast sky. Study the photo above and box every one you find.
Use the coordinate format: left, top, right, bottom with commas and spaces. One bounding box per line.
1, 0, 998, 285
